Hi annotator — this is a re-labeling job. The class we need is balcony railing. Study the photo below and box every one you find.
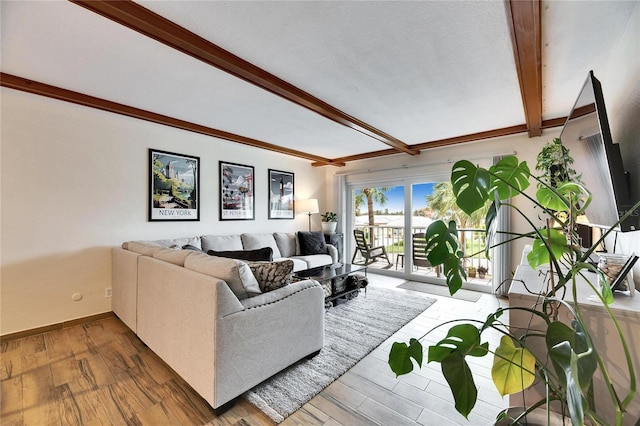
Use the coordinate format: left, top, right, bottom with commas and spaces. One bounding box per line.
352, 225, 491, 284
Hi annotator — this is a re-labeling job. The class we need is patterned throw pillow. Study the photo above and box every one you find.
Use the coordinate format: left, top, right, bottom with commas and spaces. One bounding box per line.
246, 260, 294, 292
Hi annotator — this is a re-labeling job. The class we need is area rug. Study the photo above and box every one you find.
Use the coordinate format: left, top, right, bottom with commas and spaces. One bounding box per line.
242, 286, 436, 423
397, 280, 483, 302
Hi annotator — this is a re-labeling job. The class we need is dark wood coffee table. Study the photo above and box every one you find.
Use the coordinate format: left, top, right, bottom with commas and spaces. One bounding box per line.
293, 263, 367, 307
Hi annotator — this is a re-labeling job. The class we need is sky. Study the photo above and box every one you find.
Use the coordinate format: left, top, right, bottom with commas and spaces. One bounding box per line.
355, 182, 436, 214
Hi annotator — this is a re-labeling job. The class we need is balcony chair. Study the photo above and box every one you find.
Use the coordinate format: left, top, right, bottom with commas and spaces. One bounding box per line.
412, 232, 441, 276
352, 229, 391, 266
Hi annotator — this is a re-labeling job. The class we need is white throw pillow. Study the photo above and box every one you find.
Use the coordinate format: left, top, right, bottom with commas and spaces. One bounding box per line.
241, 233, 282, 258
201, 234, 243, 252
273, 232, 297, 258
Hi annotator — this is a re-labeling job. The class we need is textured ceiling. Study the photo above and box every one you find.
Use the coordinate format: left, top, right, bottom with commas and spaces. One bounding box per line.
1, 0, 637, 164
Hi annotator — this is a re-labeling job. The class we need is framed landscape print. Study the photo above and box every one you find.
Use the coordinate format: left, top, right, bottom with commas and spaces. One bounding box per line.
268, 169, 294, 219
220, 161, 255, 220
149, 149, 199, 221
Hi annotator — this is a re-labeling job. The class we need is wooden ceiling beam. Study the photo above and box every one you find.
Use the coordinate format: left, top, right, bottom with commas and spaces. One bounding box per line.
69, 0, 419, 156
314, 120, 569, 166
505, 0, 543, 138
1, 73, 336, 165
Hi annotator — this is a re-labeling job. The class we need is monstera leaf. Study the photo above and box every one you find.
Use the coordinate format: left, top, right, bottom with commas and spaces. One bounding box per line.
546, 321, 597, 391
492, 336, 536, 397
536, 181, 592, 216
424, 221, 466, 294
451, 160, 491, 215
483, 197, 499, 259
527, 228, 570, 269
558, 182, 592, 215
489, 156, 531, 200
425, 220, 460, 265
549, 340, 587, 425
443, 253, 466, 295
428, 324, 489, 418
536, 186, 570, 212
388, 338, 423, 377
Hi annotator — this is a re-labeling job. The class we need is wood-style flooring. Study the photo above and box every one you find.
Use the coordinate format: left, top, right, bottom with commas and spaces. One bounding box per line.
1, 275, 508, 425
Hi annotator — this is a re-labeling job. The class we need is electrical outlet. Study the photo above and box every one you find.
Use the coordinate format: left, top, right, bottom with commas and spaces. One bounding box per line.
105, 287, 112, 298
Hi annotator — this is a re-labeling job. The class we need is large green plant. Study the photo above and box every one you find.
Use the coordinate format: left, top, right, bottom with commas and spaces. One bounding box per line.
388, 154, 639, 425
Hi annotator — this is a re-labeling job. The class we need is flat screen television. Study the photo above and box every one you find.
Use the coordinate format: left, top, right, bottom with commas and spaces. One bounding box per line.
559, 71, 639, 232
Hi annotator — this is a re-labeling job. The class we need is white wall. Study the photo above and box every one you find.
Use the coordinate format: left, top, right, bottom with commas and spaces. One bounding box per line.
1, 88, 326, 335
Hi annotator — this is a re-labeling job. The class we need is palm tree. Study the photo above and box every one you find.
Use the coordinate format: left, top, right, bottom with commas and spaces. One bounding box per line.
355, 187, 389, 243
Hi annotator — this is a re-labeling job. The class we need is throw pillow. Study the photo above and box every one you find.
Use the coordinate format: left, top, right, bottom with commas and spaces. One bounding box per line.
241, 233, 283, 258
297, 231, 328, 255
184, 253, 261, 300
246, 260, 294, 292
183, 244, 205, 253
207, 247, 273, 261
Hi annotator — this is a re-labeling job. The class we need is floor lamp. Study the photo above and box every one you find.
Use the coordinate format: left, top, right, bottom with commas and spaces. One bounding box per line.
296, 199, 319, 231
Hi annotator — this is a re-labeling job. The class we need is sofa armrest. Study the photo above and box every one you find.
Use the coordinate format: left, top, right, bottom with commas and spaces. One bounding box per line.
112, 247, 142, 332
326, 244, 339, 263
214, 280, 325, 406
137, 256, 244, 407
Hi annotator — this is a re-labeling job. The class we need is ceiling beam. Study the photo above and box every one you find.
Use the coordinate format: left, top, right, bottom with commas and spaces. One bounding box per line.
314, 118, 566, 166
69, 0, 420, 157
1, 73, 337, 165
505, 0, 542, 138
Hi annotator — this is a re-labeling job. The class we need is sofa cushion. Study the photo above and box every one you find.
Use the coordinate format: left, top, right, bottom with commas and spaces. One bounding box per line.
201, 235, 243, 252
291, 254, 334, 269
207, 247, 273, 262
297, 231, 328, 255
246, 260, 294, 292
241, 233, 282, 258
273, 232, 297, 258
184, 253, 261, 300
152, 247, 193, 266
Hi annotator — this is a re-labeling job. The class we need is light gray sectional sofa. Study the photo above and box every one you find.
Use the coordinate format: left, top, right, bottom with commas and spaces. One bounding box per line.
112, 232, 336, 412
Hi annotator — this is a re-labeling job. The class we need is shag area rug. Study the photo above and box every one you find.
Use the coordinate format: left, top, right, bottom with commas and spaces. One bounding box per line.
243, 286, 436, 423
397, 280, 483, 302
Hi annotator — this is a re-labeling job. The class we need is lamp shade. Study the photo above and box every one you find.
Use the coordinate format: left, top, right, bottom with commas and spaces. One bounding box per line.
296, 198, 319, 214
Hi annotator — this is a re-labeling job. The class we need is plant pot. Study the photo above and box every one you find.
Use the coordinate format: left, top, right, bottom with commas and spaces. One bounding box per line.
321, 222, 337, 234
467, 268, 477, 278
478, 272, 486, 279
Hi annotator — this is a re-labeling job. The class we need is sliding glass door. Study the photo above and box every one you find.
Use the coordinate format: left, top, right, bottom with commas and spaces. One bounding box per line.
347, 176, 495, 292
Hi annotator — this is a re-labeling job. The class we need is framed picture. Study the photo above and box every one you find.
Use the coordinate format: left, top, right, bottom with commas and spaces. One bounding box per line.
149, 149, 199, 221
268, 169, 295, 219
220, 161, 255, 220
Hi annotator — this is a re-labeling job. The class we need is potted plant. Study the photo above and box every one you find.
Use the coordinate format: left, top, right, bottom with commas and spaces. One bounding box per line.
535, 137, 580, 188
467, 265, 477, 278
477, 265, 488, 279
388, 150, 639, 425
321, 211, 338, 234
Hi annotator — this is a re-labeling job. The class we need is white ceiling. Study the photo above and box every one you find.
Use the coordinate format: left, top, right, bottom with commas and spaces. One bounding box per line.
2, 0, 638, 163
